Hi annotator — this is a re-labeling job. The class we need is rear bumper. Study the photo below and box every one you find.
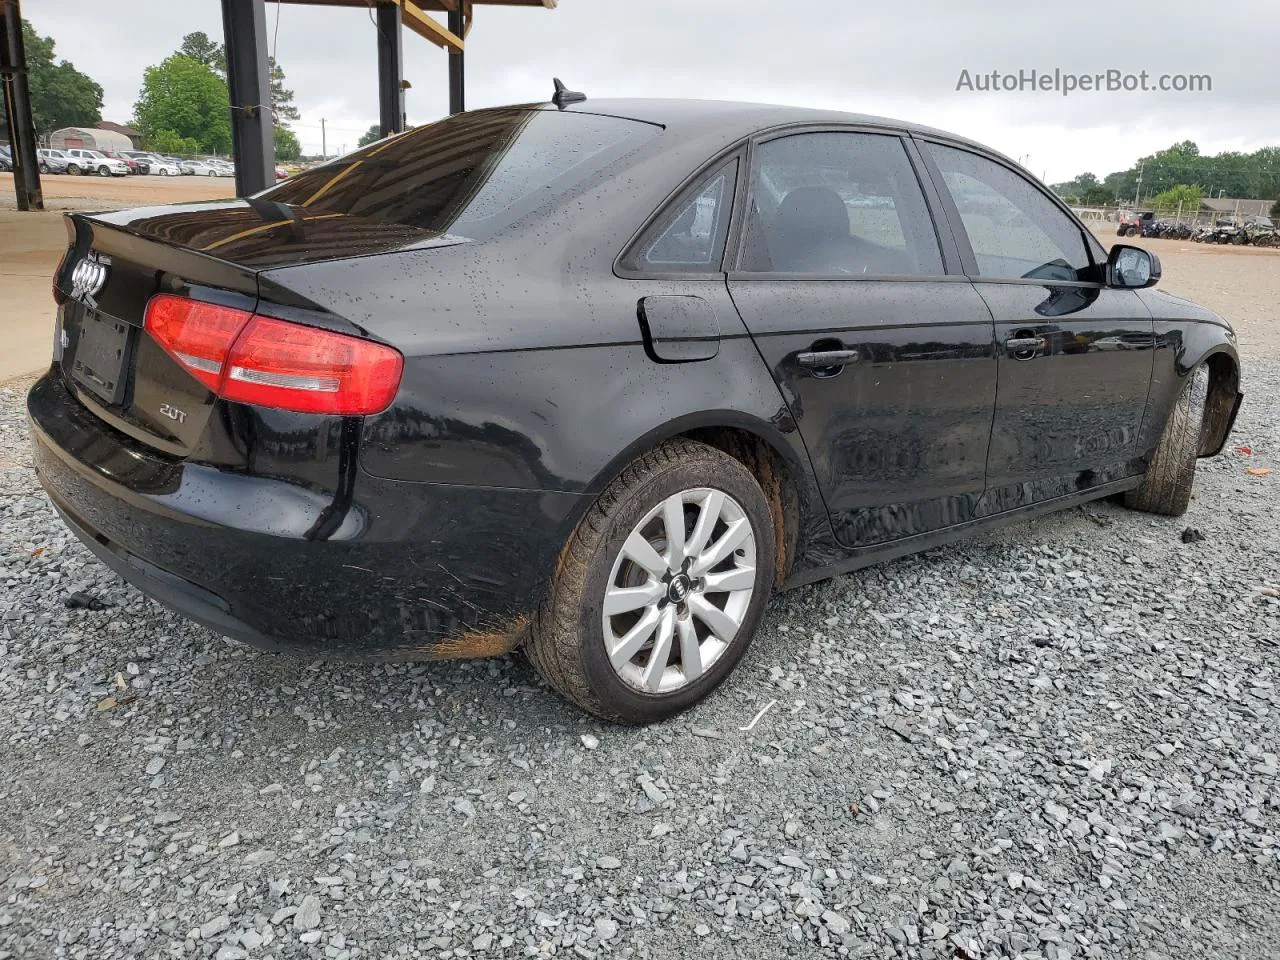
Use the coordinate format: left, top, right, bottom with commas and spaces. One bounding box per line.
28, 369, 587, 659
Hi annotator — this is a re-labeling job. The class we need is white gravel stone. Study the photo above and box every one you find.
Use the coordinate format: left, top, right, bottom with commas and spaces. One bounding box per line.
2, 357, 1278, 959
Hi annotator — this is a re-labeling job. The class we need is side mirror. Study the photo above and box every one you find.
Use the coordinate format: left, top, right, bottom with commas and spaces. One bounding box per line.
1108, 244, 1161, 289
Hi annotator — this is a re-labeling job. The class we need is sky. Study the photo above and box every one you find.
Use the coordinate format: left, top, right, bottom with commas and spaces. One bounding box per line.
26, 0, 1280, 184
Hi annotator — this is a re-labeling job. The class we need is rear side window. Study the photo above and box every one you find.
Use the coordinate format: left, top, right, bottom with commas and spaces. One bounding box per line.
621, 159, 738, 274
261, 108, 660, 242
928, 144, 1091, 281
739, 132, 943, 277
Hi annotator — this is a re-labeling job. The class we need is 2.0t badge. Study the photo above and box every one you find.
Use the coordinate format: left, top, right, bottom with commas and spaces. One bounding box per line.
158, 403, 186, 424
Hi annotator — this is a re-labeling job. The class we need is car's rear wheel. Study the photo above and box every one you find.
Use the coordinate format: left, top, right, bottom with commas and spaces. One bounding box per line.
526, 439, 776, 723
1124, 365, 1208, 517
1125, 225, 1139, 237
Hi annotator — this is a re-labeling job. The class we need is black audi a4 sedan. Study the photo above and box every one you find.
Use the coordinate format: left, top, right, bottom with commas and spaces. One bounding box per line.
29, 95, 1242, 722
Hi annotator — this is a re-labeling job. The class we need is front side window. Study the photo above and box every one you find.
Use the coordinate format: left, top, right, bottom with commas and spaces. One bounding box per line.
928, 144, 1091, 282
623, 159, 737, 273
739, 132, 943, 276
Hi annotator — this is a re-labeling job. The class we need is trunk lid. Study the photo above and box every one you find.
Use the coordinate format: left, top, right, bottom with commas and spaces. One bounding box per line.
54, 202, 452, 456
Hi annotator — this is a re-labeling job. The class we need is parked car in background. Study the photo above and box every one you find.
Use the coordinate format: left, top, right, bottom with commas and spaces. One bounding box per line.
0, 145, 11, 172
1117, 210, 1154, 237
139, 154, 182, 177
38, 149, 72, 174
30, 99, 1243, 722
275, 165, 288, 180
63, 149, 129, 177
102, 151, 144, 174
211, 160, 236, 177
179, 159, 221, 177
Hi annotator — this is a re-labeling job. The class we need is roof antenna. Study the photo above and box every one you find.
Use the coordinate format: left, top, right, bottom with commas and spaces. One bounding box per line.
551, 78, 586, 109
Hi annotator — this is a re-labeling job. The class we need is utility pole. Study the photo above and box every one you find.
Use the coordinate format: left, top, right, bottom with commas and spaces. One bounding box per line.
221, 0, 273, 197
1133, 161, 1144, 207
1, 0, 44, 211
321, 118, 326, 159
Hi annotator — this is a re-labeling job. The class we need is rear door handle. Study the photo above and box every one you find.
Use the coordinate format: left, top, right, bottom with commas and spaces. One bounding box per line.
797, 349, 859, 369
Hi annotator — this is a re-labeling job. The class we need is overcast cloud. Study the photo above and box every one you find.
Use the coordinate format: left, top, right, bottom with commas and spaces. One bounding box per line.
27, 0, 1280, 183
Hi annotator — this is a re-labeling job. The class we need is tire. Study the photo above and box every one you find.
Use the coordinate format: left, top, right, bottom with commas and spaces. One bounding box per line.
98, 165, 111, 177
526, 439, 777, 723
38, 162, 48, 173
1124, 366, 1208, 516
1125, 226, 1139, 237
67, 163, 81, 176
159, 167, 169, 176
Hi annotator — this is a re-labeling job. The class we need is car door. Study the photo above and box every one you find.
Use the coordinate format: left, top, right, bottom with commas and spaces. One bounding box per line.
920, 142, 1155, 512
727, 130, 998, 548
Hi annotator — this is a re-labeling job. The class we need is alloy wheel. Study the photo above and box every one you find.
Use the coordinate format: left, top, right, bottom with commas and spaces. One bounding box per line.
602, 487, 757, 694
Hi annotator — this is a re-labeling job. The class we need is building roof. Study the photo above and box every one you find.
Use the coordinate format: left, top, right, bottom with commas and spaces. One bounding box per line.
1202, 197, 1273, 215
279, 0, 553, 50
96, 121, 141, 138
49, 126, 135, 151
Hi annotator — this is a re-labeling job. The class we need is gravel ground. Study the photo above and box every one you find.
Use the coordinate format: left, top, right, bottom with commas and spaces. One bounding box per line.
2, 358, 1278, 957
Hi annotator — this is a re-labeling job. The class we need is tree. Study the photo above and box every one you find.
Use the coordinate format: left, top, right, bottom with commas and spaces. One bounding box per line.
1149, 184, 1203, 212
174, 32, 300, 127
179, 31, 225, 75
1079, 185, 1114, 206
274, 125, 300, 161
269, 61, 300, 124
357, 124, 383, 148
133, 54, 231, 154
148, 129, 203, 155
0, 20, 103, 137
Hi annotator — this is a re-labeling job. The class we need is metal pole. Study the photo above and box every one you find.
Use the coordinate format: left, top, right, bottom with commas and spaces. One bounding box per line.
1133, 161, 1143, 208
448, 7, 464, 114
321, 118, 326, 158
376, 1, 403, 137
0, 0, 43, 211
221, 0, 274, 197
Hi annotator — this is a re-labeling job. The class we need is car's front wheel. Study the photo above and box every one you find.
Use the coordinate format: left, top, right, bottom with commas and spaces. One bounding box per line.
1125, 365, 1208, 516
67, 163, 81, 175
526, 439, 776, 723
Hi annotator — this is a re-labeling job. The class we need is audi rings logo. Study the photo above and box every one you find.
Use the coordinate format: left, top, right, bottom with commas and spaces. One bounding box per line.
70, 254, 110, 306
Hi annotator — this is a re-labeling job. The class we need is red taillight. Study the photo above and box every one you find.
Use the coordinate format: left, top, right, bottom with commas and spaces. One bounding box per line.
143, 294, 403, 415
145, 295, 254, 390
222, 315, 404, 415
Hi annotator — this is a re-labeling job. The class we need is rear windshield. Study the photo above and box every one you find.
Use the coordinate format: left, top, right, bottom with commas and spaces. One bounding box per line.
260, 108, 659, 241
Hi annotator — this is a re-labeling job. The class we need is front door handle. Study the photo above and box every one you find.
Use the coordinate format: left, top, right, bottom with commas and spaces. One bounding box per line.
797, 348, 859, 372
1006, 334, 1045, 360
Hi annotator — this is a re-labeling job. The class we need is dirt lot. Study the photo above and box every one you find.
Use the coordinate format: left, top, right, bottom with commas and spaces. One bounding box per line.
0, 174, 235, 381
1089, 227, 1280, 357
0, 171, 234, 210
